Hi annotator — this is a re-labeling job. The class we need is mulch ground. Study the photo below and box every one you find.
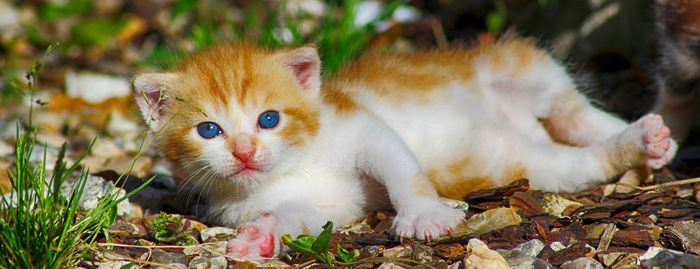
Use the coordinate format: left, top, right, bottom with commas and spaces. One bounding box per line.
93, 162, 700, 268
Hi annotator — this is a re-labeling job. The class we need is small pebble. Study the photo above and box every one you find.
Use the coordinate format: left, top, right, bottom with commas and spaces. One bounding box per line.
560, 257, 603, 269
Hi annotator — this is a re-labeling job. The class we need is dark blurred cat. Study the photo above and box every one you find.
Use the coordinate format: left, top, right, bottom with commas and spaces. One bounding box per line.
654, 0, 700, 142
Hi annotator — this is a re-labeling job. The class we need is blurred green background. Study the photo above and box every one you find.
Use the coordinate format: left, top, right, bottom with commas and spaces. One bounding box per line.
0, 0, 659, 120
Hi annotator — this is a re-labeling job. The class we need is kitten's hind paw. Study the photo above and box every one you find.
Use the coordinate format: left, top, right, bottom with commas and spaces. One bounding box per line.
639, 114, 677, 169
226, 212, 277, 258
392, 199, 466, 241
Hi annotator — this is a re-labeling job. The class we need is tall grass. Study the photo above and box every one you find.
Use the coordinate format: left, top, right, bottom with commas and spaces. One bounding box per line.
144, 1, 404, 75
313, 0, 403, 76
242, 0, 405, 75
0, 47, 149, 268
0, 130, 100, 268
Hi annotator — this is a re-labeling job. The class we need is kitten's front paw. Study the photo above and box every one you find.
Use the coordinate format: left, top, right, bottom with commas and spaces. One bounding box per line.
226, 212, 277, 258
392, 200, 465, 240
638, 114, 676, 169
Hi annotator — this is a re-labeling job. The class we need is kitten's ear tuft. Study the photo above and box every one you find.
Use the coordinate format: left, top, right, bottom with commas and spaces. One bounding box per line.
277, 46, 321, 97
132, 73, 178, 130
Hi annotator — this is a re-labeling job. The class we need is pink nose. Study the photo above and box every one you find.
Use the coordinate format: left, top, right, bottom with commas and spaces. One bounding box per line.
233, 150, 255, 162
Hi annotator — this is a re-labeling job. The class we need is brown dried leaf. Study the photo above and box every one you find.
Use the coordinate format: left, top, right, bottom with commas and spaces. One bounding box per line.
465, 178, 530, 202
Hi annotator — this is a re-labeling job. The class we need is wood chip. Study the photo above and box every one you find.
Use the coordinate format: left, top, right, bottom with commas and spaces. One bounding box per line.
433, 243, 466, 260
465, 178, 530, 202
509, 191, 546, 217
596, 224, 618, 252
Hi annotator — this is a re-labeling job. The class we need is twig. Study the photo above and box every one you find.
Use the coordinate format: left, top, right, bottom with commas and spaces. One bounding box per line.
99, 242, 264, 264
292, 259, 317, 269
339, 257, 437, 269
429, 17, 449, 49
99, 242, 206, 249
615, 177, 700, 191
102, 251, 183, 269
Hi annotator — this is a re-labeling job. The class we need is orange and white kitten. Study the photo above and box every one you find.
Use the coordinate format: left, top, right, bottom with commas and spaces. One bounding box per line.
133, 38, 676, 258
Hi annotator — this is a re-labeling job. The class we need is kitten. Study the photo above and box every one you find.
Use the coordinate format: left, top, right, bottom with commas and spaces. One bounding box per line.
133, 38, 676, 258
653, 0, 700, 141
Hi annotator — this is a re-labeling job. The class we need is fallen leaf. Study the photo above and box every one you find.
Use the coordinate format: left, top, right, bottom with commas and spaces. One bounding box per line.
438, 207, 522, 241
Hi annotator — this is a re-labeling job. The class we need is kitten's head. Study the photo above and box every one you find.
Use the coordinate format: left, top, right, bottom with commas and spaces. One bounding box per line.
133, 44, 321, 192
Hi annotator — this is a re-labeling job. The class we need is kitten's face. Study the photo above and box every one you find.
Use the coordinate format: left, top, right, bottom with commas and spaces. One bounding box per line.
133, 44, 321, 191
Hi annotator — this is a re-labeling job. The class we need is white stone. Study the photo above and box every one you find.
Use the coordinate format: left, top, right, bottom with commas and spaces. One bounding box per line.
107, 111, 140, 139
511, 239, 545, 257
393, 5, 420, 23
0, 1, 21, 35
65, 72, 131, 103
355, 1, 382, 27
61, 175, 131, 216
286, 0, 326, 16
91, 138, 125, 159
550, 242, 567, 252
560, 257, 603, 269
0, 141, 13, 157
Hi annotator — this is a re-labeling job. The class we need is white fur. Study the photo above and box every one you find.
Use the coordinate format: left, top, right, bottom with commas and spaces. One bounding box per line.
207, 105, 464, 241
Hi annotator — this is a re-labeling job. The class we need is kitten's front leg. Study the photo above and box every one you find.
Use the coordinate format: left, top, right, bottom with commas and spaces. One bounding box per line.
225, 201, 342, 259
356, 119, 465, 240
391, 193, 466, 240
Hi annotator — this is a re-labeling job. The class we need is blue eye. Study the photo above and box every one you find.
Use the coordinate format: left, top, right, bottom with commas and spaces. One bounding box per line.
258, 111, 280, 129
196, 122, 222, 138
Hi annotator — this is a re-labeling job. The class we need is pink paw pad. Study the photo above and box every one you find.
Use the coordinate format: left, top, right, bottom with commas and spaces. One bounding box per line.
638, 114, 675, 169
226, 212, 277, 258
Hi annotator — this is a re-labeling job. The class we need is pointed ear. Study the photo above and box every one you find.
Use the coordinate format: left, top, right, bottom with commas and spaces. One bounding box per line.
276, 46, 321, 97
132, 73, 178, 130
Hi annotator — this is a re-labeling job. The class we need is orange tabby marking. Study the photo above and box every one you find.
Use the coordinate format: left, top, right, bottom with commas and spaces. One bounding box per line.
322, 84, 359, 115
427, 169, 493, 200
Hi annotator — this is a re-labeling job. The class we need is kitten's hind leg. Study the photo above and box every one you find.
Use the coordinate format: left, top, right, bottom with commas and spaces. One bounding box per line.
520, 114, 675, 191
541, 91, 679, 190
481, 39, 631, 147
539, 88, 630, 147
539, 87, 678, 179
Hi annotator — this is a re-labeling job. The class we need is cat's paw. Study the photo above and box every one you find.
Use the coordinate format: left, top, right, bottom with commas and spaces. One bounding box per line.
638, 114, 676, 169
392, 200, 465, 240
226, 212, 277, 258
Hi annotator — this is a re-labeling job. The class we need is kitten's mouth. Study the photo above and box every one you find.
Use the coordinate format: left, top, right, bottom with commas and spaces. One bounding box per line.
235, 167, 259, 174
232, 163, 261, 176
